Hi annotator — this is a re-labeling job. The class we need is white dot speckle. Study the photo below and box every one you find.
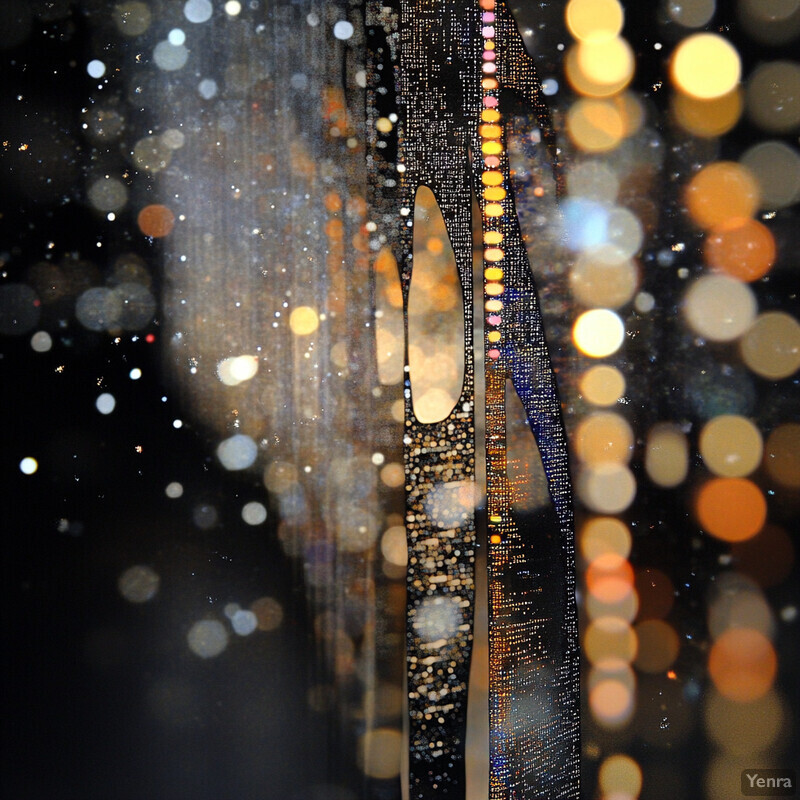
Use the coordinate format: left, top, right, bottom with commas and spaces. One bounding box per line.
635, 292, 656, 313
168, 28, 186, 45
216, 434, 258, 471
231, 609, 258, 636
96, 393, 116, 415
118, 565, 160, 603
184, 0, 213, 24
165, 481, 184, 499
31, 331, 52, 353
19, 457, 38, 475
187, 619, 228, 658
198, 78, 218, 99
542, 78, 559, 96
333, 20, 354, 40
87, 59, 106, 79
129, 367, 142, 380
241, 501, 268, 525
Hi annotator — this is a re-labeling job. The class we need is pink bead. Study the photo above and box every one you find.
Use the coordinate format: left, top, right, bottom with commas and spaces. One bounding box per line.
487, 314, 502, 325
483, 50, 496, 62
483, 96, 498, 107
482, 62, 496, 74
482, 25, 495, 38
488, 348, 501, 360
482, 11, 495, 22
484, 155, 501, 167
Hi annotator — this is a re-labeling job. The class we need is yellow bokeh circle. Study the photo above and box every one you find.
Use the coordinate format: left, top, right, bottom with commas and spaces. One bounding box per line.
671, 33, 741, 100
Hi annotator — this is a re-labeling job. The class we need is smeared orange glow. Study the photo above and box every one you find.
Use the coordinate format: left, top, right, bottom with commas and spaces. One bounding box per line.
567, 98, 625, 152
589, 678, 634, 725
586, 552, 634, 603
575, 411, 634, 466
584, 617, 637, 664
580, 517, 631, 562
732, 524, 795, 589
708, 628, 777, 702
566, 38, 634, 97
704, 217, 776, 281
323, 191, 342, 212
325, 218, 344, 239
598, 754, 643, 799
634, 619, 680, 674
634, 567, 675, 620
672, 88, 743, 138
685, 161, 760, 229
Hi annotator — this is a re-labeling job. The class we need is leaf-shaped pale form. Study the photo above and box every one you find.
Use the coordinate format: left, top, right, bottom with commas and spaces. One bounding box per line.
408, 186, 465, 423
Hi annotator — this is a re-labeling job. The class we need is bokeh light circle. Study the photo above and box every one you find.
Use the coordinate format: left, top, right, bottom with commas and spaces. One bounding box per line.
573, 309, 625, 357
289, 306, 320, 335
703, 218, 775, 282
187, 619, 229, 658
634, 619, 680, 673
645, 422, 689, 488
740, 312, 800, 380
708, 628, 777, 702
566, 98, 626, 152
685, 161, 760, 229
746, 61, 800, 133
575, 411, 634, 465
579, 364, 625, 406
764, 424, 800, 489
668, 0, 716, 27
580, 517, 632, 562
740, 140, 800, 209
696, 477, 767, 542
579, 463, 637, 514
671, 34, 741, 100
705, 689, 784, 756
699, 415, 763, 477
598, 754, 643, 799
585, 617, 637, 665
137, 204, 175, 237
118, 565, 160, 603
565, 0, 624, 42
683, 274, 756, 342
672, 88, 743, 138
